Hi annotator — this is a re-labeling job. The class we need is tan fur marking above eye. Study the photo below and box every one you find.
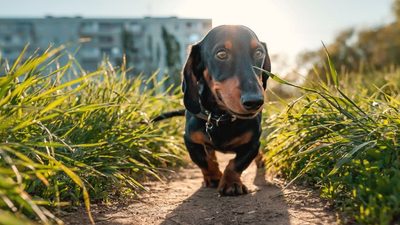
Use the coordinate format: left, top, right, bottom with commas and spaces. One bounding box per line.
251, 39, 258, 49
224, 40, 233, 50
222, 131, 253, 148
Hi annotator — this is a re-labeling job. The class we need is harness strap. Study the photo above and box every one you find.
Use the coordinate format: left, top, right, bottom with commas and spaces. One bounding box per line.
194, 109, 237, 142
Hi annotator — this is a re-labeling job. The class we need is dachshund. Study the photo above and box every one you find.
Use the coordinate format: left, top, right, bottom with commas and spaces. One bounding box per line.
180, 25, 271, 196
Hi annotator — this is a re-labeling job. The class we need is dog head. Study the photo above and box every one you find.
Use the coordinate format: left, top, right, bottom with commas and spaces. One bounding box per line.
182, 25, 271, 118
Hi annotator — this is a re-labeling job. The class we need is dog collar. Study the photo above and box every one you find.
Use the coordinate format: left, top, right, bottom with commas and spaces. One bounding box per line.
195, 110, 237, 126
194, 110, 236, 142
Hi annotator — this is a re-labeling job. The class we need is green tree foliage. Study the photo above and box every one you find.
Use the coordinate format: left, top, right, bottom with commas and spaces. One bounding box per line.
161, 26, 181, 89
299, 1, 400, 82
394, 0, 400, 21
121, 28, 135, 68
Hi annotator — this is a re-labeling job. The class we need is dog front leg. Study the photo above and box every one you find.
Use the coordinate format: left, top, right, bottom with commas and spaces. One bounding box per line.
184, 137, 222, 188
218, 141, 260, 196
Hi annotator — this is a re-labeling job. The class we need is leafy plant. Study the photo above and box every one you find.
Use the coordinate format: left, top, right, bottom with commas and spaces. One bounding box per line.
0, 47, 186, 224
263, 60, 400, 224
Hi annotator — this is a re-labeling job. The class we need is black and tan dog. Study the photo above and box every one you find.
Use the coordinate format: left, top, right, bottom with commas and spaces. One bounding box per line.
182, 25, 271, 196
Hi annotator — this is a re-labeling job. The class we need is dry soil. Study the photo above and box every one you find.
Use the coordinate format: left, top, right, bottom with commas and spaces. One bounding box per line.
64, 153, 338, 225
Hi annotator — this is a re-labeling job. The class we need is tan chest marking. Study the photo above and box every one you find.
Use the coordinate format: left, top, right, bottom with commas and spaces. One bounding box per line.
190, 131, 209, 145
222, 131, 253, 148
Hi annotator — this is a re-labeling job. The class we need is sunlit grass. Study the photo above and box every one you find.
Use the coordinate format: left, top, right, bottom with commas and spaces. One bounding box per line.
3, 45, 400, 225
0, 47, 186, 224
263, 63, 400, 224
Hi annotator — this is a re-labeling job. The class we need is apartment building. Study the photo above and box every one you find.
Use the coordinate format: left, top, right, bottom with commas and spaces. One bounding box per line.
0, 16, 211, 84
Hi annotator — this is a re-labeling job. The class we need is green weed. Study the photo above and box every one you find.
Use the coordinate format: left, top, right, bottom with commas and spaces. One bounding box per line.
263, 64, 400, 224
0, 47, 185, 224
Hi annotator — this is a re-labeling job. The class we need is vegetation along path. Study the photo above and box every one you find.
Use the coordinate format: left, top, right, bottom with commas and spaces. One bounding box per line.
65, 153, 337, 225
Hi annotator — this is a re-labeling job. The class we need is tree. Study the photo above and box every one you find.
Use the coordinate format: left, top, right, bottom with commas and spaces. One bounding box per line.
161, 26, 181, 89
121, 29, 134, 70
299, 2, 400, 83
394, 0, 400, 22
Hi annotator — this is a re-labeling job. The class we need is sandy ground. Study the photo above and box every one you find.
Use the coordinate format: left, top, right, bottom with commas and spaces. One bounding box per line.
64, 153, 338, 225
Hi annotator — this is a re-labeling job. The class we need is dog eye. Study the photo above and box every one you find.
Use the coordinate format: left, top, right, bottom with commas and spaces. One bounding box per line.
254, 49, 265, 59
216, 50, 228, 60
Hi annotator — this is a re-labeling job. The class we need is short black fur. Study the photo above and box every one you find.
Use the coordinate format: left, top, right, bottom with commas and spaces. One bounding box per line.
182, 25, 271, 196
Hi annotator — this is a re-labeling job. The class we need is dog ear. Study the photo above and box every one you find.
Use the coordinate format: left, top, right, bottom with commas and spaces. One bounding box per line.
182, 44, 203, 114
261, 42, 271, 90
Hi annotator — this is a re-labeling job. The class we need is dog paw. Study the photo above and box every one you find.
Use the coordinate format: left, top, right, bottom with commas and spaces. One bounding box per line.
218, 180, 248, 196
203, 177, 220, 188
201, 166, 222, 188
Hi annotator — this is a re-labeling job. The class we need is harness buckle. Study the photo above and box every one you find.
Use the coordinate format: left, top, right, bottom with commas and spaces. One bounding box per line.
215, 116, 222, 127
206, 113, 213, 130
205, 113, 213, 141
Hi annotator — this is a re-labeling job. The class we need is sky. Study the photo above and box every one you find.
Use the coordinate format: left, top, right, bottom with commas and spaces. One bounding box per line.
0, 0, 395, 71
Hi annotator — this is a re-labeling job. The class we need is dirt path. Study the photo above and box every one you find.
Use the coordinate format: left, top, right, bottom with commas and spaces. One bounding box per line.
65, 153, 337, 225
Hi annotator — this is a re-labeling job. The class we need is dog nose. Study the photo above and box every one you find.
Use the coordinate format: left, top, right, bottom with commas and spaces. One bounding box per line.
241, 95, 264, 111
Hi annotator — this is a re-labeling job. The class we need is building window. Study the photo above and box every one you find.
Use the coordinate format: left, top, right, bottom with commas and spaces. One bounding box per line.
80, 47, 100, 58
130, 23, 142, 33
4, 35, 12, 42
186, 22, 192, 28
98, 36, 114, 44
101, 48, 112, 56
79, 35, 93, 43
81, 21, 92, 27
15, 22, 32, 34
99, 22, 119, 31
80, 22, 98, 33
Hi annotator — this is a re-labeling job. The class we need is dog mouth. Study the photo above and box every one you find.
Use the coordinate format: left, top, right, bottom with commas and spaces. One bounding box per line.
228, 110, 261, 119
216, 91, 224, 103
229, 110, 260, 119
215, 91, 261, 119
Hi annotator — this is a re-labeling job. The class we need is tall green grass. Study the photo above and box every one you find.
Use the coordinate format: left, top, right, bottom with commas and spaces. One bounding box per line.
4, 45, 400, 225
0, 47, 185, 224
263, 65, 400, 224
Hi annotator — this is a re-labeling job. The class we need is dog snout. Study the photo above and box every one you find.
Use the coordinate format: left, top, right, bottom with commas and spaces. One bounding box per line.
241, 94, 264, 111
